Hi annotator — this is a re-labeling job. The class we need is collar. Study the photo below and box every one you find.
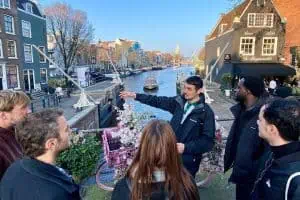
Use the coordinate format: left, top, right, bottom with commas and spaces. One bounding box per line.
20, 157, 78, 193
271, 142, 300, 160
152, 170, 166, 182
0, 126, 14, 134
273, 142, 300, 165
176, 93, 205, 111
230, 98, 265, 118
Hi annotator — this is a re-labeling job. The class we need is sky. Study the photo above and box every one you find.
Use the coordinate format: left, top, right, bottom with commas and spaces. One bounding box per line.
40, 0, 235, 56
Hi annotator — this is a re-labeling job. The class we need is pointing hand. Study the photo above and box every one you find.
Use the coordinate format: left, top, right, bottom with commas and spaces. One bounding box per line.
119, 91, 136, 99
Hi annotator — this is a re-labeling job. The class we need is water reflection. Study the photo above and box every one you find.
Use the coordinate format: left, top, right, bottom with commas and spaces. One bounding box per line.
122, 66, 195, 120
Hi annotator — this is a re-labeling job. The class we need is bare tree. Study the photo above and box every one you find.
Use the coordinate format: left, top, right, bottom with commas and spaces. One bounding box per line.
228, 0, 244, 7
44, 3, 94, 80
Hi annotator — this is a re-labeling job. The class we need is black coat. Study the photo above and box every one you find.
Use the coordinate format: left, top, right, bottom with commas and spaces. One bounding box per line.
224, 102, 266, 184
111, 176, 200, 200
252, 147, 300, 200
111, 177, 168, 200
0, 158, 80, 200
136, 93, 215, 174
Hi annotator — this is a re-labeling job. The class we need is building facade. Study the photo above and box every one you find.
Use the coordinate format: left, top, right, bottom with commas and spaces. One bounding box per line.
205, 0, 295, 82
17, 0, 48, 91
0, 0, 23, 90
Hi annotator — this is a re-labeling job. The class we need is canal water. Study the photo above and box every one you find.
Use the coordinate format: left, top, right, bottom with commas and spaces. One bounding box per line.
122, 66, 195, 120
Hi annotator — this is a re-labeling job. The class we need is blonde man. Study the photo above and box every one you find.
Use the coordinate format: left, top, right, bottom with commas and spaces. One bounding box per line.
0, 90, 30, 180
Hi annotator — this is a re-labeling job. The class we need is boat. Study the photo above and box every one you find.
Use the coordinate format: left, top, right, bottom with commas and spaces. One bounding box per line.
151, 66, 163, 70
173, 64, 181, 70
143, 76, 159, 90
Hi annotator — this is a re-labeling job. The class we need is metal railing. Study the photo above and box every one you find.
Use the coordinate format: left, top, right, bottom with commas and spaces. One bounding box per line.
30, 94, 59, 113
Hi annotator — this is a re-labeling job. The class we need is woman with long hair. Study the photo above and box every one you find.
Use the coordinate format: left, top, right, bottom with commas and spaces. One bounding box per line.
111, 120, 200, 200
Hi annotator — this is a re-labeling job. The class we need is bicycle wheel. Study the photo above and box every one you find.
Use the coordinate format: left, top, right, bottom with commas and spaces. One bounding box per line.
195, 171, 216, 188
96, 160, 115, 191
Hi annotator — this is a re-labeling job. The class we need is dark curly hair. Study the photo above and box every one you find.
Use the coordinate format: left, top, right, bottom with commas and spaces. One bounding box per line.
263, 99, 300, 141
15, 109, 64, 158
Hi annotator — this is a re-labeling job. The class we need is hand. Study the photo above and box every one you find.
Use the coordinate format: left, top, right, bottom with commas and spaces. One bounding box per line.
177, 143, 185, 154
119, 91, 136, 99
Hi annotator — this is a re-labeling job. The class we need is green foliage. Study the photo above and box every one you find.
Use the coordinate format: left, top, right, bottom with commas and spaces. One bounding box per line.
220, 73, 233, 91
57, 135, 101, 182
81, 185, 111, 200
292, 87, 300, 96
48, 78, 67, 88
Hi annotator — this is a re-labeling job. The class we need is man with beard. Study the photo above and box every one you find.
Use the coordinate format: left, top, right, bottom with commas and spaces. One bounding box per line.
0, 109, 80, 200
224, 76, 267, 200
120, 76, 216, 177
0, 90, 30, 180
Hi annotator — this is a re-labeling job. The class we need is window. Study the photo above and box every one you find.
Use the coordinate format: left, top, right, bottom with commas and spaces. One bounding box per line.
240, 37, 255, 56
266, 14, 273, 27
217, 47, 220, 57
0, 39, 3, 58
25, 3, 33, 13
48, 51, 54, 60
7, 40, 17, 58
24, 44, 33, 63
248, 13, 274, 28
6, 65, 19, 89
257, 0, 265, 7
22, 21, 31, 38
40, 68, 47, 83
4, 15, 14, 34
262, 37, 277, 56
218, 24, 227, 35
39, 46, 46, 63
0, 0, 10, 9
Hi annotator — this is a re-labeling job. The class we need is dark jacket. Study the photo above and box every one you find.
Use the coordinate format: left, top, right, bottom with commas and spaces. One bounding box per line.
252, 142, 300, 200
111, 176, 200, 200
0, 158, 80, 200
136, 93, 215, 173
224, 101, 266, 184
0, 127, 23, 180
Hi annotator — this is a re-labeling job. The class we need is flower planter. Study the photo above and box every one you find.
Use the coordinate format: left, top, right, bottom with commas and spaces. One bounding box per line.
102, 127, 137, 168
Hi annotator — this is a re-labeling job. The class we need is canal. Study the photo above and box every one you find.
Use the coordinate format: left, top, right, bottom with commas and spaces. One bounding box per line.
122, 66, 195, 120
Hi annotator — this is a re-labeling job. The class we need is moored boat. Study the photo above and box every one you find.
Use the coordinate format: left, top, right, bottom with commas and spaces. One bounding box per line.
143, 76, 159, 90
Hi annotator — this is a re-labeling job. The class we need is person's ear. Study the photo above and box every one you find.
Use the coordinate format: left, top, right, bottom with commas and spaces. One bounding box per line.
269, 124, 280, 138
0, 112, 8, 120
44, 138, 58, 152
197, 88, 203, 94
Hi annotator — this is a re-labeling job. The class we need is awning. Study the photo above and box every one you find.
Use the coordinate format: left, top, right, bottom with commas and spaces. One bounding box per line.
233, 63, 296, 77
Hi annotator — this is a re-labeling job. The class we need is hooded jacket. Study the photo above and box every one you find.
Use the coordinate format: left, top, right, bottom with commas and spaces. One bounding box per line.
0, 157, 80, 200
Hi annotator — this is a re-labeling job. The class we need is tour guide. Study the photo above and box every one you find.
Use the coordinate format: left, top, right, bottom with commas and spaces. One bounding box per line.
120, 76, 216, 177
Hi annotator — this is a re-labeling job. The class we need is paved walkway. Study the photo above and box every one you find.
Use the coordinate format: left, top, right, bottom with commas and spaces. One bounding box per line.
56, 81, 115, 120
206, 89, 235, 134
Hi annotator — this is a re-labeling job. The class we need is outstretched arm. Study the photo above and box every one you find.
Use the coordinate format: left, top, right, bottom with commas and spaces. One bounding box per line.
120, 91, 178, 114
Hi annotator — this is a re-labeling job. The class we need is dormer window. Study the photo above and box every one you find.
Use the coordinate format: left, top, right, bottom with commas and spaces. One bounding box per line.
257, 0, 266, 7
25, 3, 33, 13
248, 13, 273, 28
218, 24, 228, 35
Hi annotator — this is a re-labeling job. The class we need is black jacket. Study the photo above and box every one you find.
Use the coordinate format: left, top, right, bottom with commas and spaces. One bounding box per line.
111, 176, 200, 200
0, 158, 80, 200
136, 93, 215, 172
224, 101, 266, 184
252, 143, 300, 200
